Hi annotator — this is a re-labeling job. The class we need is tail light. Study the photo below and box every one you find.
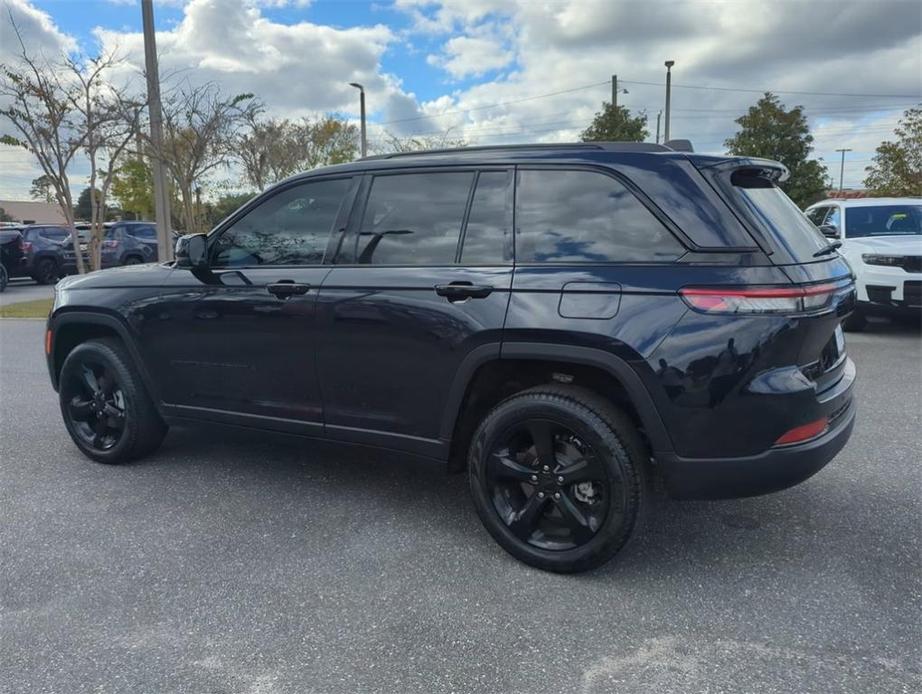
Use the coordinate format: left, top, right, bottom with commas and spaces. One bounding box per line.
679, 282, 844, 315
20, 239, 32, 253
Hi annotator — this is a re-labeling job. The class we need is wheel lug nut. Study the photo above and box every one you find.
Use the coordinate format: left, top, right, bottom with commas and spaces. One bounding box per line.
530, 474, 538, 482
538, 491, 545, 498
557, 476, 564, 483
542, 465, 550, 472
554, 492, 561, 500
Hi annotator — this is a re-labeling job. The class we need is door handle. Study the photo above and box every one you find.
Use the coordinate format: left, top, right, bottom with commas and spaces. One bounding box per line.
434, 282, 493, 302
267, 281, 310, 299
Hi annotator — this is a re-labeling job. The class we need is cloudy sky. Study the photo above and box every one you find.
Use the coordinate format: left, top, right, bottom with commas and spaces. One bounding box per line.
1, 0, 920, 200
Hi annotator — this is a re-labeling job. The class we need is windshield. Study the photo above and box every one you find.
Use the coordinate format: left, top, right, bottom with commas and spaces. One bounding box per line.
845, 205, 922, 238
729, 171, 828, 261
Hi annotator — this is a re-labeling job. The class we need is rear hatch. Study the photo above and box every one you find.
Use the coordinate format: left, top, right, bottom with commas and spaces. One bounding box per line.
695, 158, 855, 394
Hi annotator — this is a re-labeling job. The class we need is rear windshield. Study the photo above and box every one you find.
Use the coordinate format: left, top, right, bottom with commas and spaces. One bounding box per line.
845, 205, 922, 238
728, 171, 827, 261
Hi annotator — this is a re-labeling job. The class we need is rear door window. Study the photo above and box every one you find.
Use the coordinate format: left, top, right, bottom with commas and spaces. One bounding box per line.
353, 172, 474, 265
459, 171, 513, 265
515, 169, 684, 263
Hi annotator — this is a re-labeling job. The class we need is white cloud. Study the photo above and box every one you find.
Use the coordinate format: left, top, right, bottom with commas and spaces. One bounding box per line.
427, 35, 512, 78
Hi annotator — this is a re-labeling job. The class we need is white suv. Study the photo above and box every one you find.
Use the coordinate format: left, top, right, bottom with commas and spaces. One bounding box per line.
805, 197, 922, 330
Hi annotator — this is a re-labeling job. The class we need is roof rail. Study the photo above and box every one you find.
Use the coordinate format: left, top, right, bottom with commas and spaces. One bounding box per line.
362, 141, 673, 160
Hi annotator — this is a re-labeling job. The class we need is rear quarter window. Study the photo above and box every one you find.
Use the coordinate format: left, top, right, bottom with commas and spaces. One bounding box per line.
515, 169, 684, 263
725, 170, 827, 261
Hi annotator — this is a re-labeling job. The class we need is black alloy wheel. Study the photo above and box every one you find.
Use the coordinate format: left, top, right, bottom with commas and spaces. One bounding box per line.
486, 419, 610, 550
62, 361, 127, 452
58, 338, 167, 464
123, 255, 142, 265
469, 385, 646, 573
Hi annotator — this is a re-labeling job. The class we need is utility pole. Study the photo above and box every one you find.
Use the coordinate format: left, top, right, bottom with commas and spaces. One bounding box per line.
349, 82, 367, 158
611, 74, 618, 108
656, 110, 662, 144
664, 60, 675, 143
141, 0, 173, 259
835, 148, 852, 194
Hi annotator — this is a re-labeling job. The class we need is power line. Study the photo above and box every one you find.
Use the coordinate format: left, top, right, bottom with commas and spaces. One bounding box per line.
618, 79, 921, 99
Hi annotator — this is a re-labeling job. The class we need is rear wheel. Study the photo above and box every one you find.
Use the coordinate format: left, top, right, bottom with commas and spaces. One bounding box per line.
468, 385, 646, 573
32, 257, 59, 285
123, 255, 142, 265
59, 338, 167, 464
0, 264, 7, 292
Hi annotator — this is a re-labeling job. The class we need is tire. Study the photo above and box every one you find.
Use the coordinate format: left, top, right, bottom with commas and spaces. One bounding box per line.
58, 338, 167, 464
843, 309, 866, 332
0, 264, 7, 292
32, 257, 59, 285
123, 255, 142, 266
468, 385, 647, 573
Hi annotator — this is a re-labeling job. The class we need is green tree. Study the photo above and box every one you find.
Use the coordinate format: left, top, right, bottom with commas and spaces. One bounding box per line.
580, 103, 648, 142
29, 175, 54, 203
111, 158, 154, 219
864, 106, 922, 197
725, 93, 828, 207
203, 192, 256, 228
75, 187, 100, 220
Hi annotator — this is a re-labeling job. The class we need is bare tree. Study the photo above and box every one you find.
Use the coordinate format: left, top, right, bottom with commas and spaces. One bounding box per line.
238, 114, 358, 191
0, 18, 89, 271
65, 52, 144, 269
370, 129, 467, 155
154, 84, 260, 233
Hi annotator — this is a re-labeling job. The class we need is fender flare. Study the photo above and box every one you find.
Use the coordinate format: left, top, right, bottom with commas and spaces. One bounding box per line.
439, 341, 674, 455
49, 310, 161, 406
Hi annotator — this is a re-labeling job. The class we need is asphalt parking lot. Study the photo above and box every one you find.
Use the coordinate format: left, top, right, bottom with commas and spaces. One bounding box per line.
1, 318, 920, 693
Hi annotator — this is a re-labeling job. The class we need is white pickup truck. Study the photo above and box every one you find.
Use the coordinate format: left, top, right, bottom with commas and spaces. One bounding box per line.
805, 198, 922, 330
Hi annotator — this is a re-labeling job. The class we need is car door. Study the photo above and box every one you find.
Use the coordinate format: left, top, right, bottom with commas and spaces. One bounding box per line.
144, 176, 358, 432
315, 168, 514, 457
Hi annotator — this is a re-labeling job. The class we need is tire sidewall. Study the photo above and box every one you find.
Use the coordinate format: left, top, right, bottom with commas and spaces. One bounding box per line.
33, 257, 58, 284
468, 396, 641, 571
59, 341, 143, 464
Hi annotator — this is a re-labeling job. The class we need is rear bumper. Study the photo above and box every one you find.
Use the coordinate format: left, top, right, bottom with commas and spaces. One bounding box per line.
660, 358, 856, 499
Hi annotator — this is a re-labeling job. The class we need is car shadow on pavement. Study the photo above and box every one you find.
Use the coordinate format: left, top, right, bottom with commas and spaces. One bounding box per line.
135, 422, 845, 580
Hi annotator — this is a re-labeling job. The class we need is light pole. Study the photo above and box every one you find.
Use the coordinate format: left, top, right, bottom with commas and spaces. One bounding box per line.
141, 0, 173, 258
835, 148, 852, 194
664, 60, 675, 143
349, 82, 367, 158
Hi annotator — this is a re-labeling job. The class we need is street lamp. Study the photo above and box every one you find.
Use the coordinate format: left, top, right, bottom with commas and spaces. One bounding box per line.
349, 82, 367, 158
664, 60, 675, 143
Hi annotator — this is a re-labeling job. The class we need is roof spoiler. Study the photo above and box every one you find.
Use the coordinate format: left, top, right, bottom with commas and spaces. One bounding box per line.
664, 139, 694, 152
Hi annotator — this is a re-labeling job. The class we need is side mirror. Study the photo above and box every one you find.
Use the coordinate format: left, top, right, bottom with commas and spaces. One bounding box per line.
819, 224, 840, 239
174, 233, 208, 269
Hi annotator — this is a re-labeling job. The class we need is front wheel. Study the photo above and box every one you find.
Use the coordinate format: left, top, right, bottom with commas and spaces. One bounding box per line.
0, 264, 7, 292
59, 338, 167, 464
468, 385, 647, 573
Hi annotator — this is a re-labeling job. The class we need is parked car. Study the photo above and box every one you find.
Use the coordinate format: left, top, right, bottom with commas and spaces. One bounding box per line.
46, 142, 857, 573
106, 221, 159, 260
98, 224, 157, 267
0, 226, 25, 292
17, 225, 74, 284
805, 198, 921, 330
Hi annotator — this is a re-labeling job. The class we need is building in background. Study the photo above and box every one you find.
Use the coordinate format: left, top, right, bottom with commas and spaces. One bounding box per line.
0, 200, 67, 225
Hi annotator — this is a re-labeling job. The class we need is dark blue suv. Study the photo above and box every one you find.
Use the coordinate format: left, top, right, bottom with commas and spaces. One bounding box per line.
45, 143, 856, 572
